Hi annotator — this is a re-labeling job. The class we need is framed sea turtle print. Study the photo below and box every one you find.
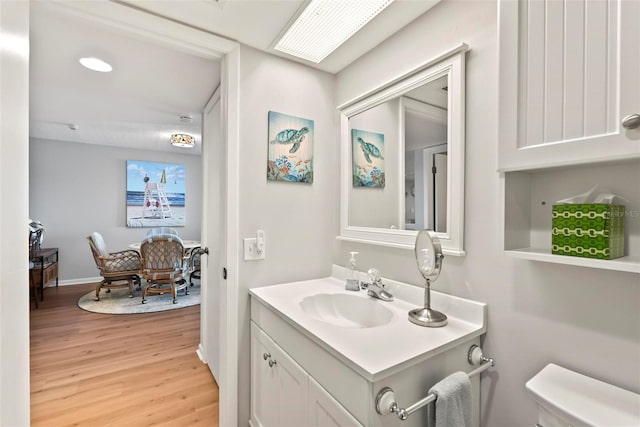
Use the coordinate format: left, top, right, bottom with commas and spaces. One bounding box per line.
351, 128, 385, 188
267, 111, 314, 183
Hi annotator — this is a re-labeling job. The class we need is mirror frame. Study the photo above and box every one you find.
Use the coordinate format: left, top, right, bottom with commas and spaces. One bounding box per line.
338, 44, 468, 255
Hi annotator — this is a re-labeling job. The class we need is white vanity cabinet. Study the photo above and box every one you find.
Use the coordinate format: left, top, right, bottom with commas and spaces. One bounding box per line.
250, 275, 487, 427
250, 323, 362, 427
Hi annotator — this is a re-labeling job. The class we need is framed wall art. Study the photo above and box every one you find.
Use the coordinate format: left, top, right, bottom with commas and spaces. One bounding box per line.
126, 160, 186, 227
352, 128, 385, 188
267, 111, 314, 183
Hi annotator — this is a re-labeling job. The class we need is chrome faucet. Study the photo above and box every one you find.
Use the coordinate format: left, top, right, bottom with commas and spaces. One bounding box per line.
361, 268, 394, 302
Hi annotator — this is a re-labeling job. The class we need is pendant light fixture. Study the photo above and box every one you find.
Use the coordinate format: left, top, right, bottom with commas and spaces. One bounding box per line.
170, 133, 196, 148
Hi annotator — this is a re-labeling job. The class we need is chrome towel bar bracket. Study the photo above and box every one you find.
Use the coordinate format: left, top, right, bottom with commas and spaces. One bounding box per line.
375, 345, 495, 421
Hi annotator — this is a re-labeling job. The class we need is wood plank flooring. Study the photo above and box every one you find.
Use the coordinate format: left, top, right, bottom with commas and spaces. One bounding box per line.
30, 283, 219, 426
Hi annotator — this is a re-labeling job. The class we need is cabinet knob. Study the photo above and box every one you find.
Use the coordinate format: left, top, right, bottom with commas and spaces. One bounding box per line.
263, 352, 271, 361
268, 358, 277, 368
622, 114, 640, 129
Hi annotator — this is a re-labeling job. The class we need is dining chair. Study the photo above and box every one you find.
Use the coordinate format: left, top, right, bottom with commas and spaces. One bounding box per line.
146, 227, 180, 238
187, 247, 201, 286
139, 233, 188, 304
87, 232, 142, 301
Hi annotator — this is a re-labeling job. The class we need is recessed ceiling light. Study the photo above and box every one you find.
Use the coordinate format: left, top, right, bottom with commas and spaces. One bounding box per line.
274, 0, 394, 63
79, 57, 113, 73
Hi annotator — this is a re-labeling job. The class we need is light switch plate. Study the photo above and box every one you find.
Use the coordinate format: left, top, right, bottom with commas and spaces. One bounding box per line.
244, 237, 265, 260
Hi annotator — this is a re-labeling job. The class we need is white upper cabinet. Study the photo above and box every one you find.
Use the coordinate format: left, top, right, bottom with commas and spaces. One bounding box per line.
499, 0, 640, 171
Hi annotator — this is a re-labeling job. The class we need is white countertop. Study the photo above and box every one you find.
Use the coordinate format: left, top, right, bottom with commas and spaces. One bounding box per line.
250, 265, 487, 381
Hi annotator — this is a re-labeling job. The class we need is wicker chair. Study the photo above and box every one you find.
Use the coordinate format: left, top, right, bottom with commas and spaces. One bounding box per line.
87, 232, 141, 301
139, 234, 188, 304
188, 247, 201, 286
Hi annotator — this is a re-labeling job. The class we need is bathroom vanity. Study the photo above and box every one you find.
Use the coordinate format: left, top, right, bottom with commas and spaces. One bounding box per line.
249, 266, 487, 427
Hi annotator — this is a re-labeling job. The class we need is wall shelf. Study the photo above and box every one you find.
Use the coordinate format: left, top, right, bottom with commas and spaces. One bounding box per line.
498, 0, 640, 274
501, 160, 640, 274
505, 248, 640, 274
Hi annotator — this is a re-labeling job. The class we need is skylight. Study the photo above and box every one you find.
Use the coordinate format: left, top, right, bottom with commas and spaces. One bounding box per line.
274, 0, 394, 63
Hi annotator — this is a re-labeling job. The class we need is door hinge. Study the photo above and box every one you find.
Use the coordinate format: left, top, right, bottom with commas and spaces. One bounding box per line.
432, 166, 437, 174
222, 267, 227, 280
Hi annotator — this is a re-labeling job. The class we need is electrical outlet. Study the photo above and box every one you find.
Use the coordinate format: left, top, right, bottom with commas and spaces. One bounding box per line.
243, 237, 265, 260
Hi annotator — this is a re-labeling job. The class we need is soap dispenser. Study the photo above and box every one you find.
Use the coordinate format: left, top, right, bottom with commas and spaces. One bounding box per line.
345, 252, 360, 291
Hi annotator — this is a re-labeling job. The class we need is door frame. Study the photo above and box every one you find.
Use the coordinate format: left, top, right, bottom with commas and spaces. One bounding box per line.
31, 2, 241, 425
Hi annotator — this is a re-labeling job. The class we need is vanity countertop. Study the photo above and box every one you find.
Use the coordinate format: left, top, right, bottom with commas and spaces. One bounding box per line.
250, 265, 487, 382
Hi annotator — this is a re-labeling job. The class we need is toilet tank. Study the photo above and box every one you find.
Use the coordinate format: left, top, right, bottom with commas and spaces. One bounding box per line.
526, 363, 640, 427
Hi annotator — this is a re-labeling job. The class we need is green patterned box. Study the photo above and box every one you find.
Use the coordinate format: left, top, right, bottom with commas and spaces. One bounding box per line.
552, 204, 625, 259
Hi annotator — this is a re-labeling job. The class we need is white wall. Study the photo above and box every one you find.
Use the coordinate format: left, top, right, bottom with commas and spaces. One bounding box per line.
405, 112, 446, 151
236, 45, 337, 425
0, 1, 31, 424
349, 99, 399, 228
29, 138, 202, 282
335, 1, 640, 426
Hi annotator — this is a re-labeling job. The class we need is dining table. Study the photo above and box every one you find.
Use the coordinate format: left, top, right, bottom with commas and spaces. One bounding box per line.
129, 240, 201, 251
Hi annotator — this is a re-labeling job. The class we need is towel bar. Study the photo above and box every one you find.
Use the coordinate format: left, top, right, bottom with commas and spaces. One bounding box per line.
375, 345, 495, 421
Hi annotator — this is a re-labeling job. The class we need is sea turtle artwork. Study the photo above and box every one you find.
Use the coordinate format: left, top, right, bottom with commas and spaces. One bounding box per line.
270, 126, 310, 154
351, 129, 385, 188
356, 137, 384, 163
267, 111, 314, 183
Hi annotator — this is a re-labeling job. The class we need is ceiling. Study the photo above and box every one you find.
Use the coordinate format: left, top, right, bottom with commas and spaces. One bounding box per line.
29, 1, 440, 154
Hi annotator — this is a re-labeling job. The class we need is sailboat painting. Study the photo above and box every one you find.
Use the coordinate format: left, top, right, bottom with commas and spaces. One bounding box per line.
126, 160, 186, 228
267, 111, 314, 183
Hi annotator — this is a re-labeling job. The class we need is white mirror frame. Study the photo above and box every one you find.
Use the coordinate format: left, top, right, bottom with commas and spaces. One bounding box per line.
338, 44, 468, 255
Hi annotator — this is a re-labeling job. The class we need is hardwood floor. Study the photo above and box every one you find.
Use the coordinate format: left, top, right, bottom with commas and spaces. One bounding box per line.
30, 283, 219, 426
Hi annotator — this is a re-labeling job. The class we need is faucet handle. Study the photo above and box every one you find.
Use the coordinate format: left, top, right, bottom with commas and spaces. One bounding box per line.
367, 268, 382, 284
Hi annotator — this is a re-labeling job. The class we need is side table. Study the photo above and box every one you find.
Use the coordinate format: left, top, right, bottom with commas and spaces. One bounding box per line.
31, 248, 58, 301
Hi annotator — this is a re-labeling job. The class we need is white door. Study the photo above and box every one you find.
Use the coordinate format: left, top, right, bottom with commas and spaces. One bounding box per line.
201, 89, 224, 380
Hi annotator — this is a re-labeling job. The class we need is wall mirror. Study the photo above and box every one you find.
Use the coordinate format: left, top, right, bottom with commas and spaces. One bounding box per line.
338, 44, 467, 255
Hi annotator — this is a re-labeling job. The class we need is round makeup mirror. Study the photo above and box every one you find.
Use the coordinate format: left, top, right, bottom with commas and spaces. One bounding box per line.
409, 230, 447, 327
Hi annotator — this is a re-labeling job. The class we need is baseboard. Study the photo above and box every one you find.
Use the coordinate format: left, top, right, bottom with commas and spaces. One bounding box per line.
196, 343, 207, 364
53, 276, 102, 287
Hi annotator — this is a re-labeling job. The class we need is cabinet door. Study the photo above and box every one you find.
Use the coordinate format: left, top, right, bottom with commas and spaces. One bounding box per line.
251, 324, 278, 427
251, 323, 308, 427
498, 0, 640, 171
271, 336, 308, 427
307, 377, 362, 427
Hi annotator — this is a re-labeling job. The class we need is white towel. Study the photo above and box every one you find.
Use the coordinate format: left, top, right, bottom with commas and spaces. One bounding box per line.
429, 371, 472, 427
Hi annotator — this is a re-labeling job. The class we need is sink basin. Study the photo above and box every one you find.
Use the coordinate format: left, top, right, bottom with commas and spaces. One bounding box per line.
299, 293, 394, 328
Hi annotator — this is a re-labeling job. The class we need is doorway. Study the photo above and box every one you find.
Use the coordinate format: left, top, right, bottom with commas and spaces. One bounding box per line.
24, 2, 240, 425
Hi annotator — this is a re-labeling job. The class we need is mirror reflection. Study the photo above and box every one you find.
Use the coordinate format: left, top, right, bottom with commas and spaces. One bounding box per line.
348, 75, 449, 233
339, 44, 466, 255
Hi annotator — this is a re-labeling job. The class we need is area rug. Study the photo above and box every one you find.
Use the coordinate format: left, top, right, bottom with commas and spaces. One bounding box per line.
77, 284, 200, 314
